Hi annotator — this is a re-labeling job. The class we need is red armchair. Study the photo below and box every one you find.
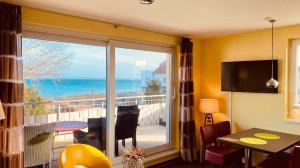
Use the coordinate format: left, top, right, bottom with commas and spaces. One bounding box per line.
200, 124, 243, 167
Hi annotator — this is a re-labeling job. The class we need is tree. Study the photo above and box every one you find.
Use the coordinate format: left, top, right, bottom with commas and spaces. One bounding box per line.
144, 80, 162, 95
23, 38, 72, 80
24, 84, 47, 115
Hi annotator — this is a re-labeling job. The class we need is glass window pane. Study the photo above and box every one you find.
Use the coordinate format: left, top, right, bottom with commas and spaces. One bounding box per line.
23, 38, 107, 162
114, 47, 170, 156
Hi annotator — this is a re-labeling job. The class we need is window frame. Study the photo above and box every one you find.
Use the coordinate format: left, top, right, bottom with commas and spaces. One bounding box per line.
23, 25, 177, 164
287, 39, 300, 119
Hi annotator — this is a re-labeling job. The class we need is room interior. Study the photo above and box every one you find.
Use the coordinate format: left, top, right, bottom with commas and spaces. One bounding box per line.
1, 0, 300, 168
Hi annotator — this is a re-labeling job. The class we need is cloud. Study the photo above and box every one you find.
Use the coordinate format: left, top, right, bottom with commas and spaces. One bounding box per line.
135, 60, 147, 67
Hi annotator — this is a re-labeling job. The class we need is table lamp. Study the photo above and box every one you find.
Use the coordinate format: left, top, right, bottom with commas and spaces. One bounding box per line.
199, 99, 219, 125
0, 100, 5, 120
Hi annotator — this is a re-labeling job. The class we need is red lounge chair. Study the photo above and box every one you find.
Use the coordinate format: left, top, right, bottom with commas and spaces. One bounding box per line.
200, 124, 243, 167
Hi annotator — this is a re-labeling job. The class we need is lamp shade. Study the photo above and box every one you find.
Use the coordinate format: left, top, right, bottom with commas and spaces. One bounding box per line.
0, 100, 5, 120
199, 99, 219, 114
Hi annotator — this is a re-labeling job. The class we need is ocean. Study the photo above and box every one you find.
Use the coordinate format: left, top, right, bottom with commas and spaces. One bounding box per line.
25, 79, 143, 98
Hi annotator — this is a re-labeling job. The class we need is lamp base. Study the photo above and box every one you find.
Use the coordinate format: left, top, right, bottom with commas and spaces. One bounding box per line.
204, 113, 214, 125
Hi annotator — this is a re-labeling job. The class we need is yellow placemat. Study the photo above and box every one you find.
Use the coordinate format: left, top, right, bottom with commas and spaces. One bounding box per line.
240, 137, 267, 145
254, 133, 280, 140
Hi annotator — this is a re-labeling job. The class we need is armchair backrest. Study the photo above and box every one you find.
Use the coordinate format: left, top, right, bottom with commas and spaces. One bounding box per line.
117, 105, 139, 115
200, 125, 218, 147
216, 121, 231, 137
24, 123, 56, 167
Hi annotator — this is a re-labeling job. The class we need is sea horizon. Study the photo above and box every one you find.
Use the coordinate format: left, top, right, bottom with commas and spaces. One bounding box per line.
25, 79, 144, 98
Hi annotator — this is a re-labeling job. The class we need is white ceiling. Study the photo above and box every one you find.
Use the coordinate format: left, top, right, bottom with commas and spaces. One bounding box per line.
7, 0, 300, 39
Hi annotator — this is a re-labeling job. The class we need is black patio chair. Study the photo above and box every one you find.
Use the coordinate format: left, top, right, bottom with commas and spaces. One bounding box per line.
115, 105, 140, 156
73, 118, 106, 152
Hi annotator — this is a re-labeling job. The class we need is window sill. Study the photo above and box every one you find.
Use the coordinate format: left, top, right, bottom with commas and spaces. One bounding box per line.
112, 148, 179, 168
284, 118, 300, 124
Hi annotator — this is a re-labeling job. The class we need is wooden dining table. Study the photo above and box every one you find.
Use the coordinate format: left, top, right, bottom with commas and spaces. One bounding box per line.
217, 128, 300, 168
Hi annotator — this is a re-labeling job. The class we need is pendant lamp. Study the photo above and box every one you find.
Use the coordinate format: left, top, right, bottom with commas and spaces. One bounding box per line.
266, 19, 279, 88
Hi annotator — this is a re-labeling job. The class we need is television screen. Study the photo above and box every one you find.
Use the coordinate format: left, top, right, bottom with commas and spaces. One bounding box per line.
221, 60, 278, 93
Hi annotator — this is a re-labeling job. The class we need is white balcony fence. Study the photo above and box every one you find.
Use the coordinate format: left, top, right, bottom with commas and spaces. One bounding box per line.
24, 95, 167, 127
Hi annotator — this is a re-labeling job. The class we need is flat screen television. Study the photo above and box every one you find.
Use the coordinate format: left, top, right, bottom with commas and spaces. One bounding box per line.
221, 60, 278, 93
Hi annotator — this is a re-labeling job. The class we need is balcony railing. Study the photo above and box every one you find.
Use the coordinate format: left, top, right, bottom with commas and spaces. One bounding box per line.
24, 95, 167, 127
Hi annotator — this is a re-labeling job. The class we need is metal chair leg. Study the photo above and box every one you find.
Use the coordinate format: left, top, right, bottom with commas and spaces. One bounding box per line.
133, 136, 137, 147
122, 139, 125, 147
115, 139, 119, 156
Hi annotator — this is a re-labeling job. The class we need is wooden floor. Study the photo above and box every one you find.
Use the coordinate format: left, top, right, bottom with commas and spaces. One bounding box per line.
149, 160, 203, 168
52, 158, 245, 168
149, 159, 244, 168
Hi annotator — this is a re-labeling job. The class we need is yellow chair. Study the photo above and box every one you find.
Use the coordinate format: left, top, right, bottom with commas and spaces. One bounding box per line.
59, 144, 112, 168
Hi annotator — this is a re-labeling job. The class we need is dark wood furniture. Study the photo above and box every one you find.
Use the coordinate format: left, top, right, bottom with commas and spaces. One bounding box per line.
217, 128, 300, 168
266, 141, 300, 163
115, 105, 140, 156
256, 145, 300, 168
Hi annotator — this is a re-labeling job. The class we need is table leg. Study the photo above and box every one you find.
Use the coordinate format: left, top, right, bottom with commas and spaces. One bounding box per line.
245, 148, 252, 168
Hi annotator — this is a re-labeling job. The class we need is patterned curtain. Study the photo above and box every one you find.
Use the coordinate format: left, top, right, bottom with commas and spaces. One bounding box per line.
0, 2, 24, 168
179, 38, 197, 162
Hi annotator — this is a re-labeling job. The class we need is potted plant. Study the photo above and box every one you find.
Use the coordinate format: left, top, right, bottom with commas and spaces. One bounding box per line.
122, 147, 145, 168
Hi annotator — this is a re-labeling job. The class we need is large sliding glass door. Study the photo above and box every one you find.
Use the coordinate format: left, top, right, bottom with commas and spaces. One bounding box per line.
109, 41, 175, 158
23, 30, 175, 165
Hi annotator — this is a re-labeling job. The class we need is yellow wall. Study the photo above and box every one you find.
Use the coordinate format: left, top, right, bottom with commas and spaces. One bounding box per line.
198, 24, 300, 136
22, 7, 180, 45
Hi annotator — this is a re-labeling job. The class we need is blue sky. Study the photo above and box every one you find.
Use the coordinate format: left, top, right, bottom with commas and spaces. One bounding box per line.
23, 38, 167, 80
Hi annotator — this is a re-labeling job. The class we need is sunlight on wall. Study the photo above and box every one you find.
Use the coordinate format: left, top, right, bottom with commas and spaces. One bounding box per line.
22, 7, 180, 45
197, 24, 300, 135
